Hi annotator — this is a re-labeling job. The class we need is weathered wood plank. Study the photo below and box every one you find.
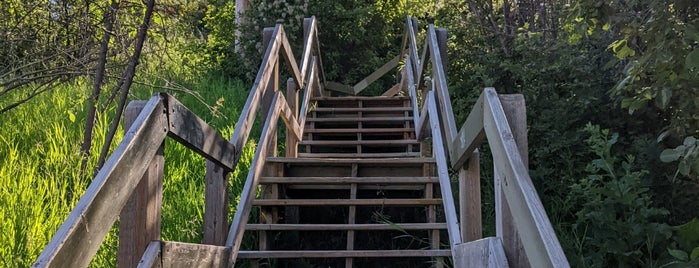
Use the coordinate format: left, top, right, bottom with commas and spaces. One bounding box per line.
406, 16, 420, 80
404, 56, 421, 134
265, 157, 435, 164
118, 101, 164, 268
161, 241, 229, 268
460, 150, 482, 242
415, 93, 431, 140
300, 17, 317, 79
450, 93, 485, 169
325, 81, 354, 95
33, 95, 168, 268
286, 78, 298, 157
452, 237, 509, 268
426, 91, 462, 248
259, 176, 438, 184
279, 26, 303, 88
482, 88, 569, 268
136, 241, 161, 268
237, 249, 451, 259
353, 55, 400, 94
252, 198, 443, 206
380, 83, 402, 97
165, 94, 236, 171
428, 25, 457, 150
276, 93, 302, 141
244, 223, 447, 231
203, 161, 229, 246
298, 57, 317, 129
226, 91, 284, 264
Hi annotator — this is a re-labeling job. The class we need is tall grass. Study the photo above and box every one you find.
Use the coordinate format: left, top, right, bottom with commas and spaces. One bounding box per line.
0, 74, 255, 267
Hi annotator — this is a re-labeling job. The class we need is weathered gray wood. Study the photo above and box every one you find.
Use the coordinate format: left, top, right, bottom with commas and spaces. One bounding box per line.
451, 93, 485, 169
286, 77, 298, 157
353, 55, 400, 94
426, 91, 462, 248
496, 93, 531, 268
265, 157, 435, 164
452, 237, 509, 268
252, 198, 443, 206
276, 92, 302, 141
460, 150, 482, 242
245, 223, 447, 231
415, 93, 431, 140
165, 94, 236, 170
279, 27, 302, 88
262, 27, 279, 158
119, 101, 164, 268
406, 16, 420, 78
436, 28, 448, 73
161, 241, 229, 268
136, 241, 161, 268
300, 17, 317, 79
237, 249, 451, 259
325, 81, 354, 94
226, 92, 284, 264
428, 25, 457, 150
404, 56, 420, 133
483, 88, 569, 268
203, 161, 229, 246
259, 176, 438, 184
297, 57, 317, 128
381, 83, 402, 97
33, 95, 168, 268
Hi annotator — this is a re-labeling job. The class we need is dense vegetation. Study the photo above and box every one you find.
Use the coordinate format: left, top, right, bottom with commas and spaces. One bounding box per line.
1, 0, 697, 267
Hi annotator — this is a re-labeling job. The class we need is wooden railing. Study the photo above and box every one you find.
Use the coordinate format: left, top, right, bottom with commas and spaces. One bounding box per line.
33, 16, 324, 267
398, 16, 570, 267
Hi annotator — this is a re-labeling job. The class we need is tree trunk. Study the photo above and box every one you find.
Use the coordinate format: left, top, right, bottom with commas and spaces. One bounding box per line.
96, 0, 157, 172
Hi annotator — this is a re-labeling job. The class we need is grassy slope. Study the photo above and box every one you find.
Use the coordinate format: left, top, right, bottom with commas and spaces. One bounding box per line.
0, 75, 255, 267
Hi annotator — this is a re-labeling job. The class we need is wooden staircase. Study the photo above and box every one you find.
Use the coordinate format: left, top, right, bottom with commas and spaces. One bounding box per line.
237, 95, 451, 267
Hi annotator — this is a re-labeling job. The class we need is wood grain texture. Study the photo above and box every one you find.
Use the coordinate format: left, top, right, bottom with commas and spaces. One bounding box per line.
237, 250, 451, 258
483, 88, 569, 268
428, 25, 457, 150
451, 93, 485, 169
33, 95, 168, 268
136, 241, 161, 268
286, 78, 298, 157
353, 55, 400, 94
460, 150, 482, 242
118, 101, 164, 268
203, 161, 229, 246
161, 241, 229, 268
452, 237, 509, 268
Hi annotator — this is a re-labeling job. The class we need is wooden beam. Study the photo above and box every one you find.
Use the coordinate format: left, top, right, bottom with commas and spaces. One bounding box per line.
286, 78, 298, 157
451, 93, 485, 169
251, 198, 443, 206
426, 91, 462, 248
452, 237, 509, 268
244, 223, 446, 231
203, 161, 229, 246
300, 17, 317, 79
165, 94, 236, 171
136, 241, 161, 268
279, 27, 303, 88
226, 92, 284, 264
482, 88, 569, 268
118, 101, 164, 268
325, 81, 354, 95
276, 92, 302, 141
161, 241, 229, 268
33, 95, 168, 268
353, 55, 400, 94
298, 57, 318, 129
381, 83, 402, 97
238, 249, 451, 259
428, 25, 457, 150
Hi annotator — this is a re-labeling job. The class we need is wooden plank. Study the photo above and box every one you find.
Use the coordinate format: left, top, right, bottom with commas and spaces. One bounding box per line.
324, 81, 355, 95
119, 101, 164, 268
237, 249, 451, 259
299, 139, 419, 145
482, 88, 569, 268
245, 223, 447, 231
313, 107, 411, 112
404, 56, 421, 135
306, 116, 413, 122
266, 157, 435, 164
33, 95, 168, 268
300, 17, 317, 79
452, 237, 509, 268
353, 55, 400, 94
450, 93, 485, 169
276, 93, 302, 141
251, 198, 443, 206
304, 127, 414, 133
279, 26, 303, 88
136, 241, 161, 268
262, 27, 279, 159
460, 150, 482, 242
436, 28, 448, 73
203, 161, 229, 246
406, 16, 420, 80
297, 152, 421, 158
229, 25, 280, 164
312, 96, 411, 101
416, 93, 431, 140
165, 94, 236, 171
381, 83, 402, 97
426, 91, 462, 248
428, 25, 457, 150
226, 91, 283, 263
161, 241, 229, 268
286, 78, 298, 157
297, 57, 317, 129
260, 176, 438, 184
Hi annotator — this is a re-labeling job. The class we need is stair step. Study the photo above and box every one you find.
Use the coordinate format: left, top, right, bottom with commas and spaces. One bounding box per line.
313, 107, 411, 112
259, 176, 438, 184
298, 152, 421, 158
245, 223, 447, 231
304, 127, 415, 133
266, 157, 435, 164
306, 116, 413, 122
299, 140, 419, 146
251, 198, 442, 206
312, 96, 411, 101
237, 249, 451, 259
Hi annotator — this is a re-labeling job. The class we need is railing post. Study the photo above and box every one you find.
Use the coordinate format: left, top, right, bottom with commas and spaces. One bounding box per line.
286, 77, 298, 157
495, 94, 529, 267
460, 150, 482, 242
436, 28, 448, 73
118, 101, 164, 268
203, 160, 229, 245
262, 27, 279, 157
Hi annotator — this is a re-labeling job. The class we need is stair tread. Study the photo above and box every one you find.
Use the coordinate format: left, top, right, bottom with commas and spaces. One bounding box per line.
259, 176, 438, 184
245, 223, 447, 231
297, 152, 421, 158
312, 96, 411, 101
252, 198, 442, 206
304, 127, 414, 133
266, 157, 435, 164
307, 116, 413, 122
299, 140, 419, 145
313, 107, 411, 112
237, 249, 451, 258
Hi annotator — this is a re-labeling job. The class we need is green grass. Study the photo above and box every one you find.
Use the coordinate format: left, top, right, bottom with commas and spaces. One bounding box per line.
0, 74, 256, 267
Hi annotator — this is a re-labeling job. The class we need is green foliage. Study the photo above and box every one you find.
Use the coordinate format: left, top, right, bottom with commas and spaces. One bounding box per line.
664, 219, 699, 267
569, 124, 672, 267
660, 136, 699, 179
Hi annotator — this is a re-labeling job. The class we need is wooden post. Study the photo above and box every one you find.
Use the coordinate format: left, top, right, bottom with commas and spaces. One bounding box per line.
436, 28, 448, 73
495, 94, 529, 267
234, 0, 249, 55
203, 161, 229, 245
118, 101, 164, 268
286, 77, 298, 157
261, 27, 278, 157
460, 150, 482, 242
